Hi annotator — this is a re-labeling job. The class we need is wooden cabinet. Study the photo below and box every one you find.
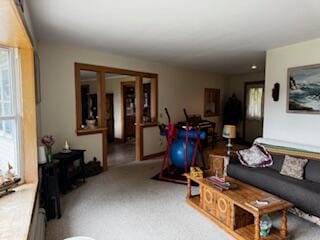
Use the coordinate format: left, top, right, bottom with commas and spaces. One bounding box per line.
185, 174, 293, 240
215, 193, 231, 228
202, 187, 216, 216
202, 185, 232, 228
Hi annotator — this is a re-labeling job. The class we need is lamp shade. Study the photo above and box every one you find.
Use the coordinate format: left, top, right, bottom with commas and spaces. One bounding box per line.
222, 125, 236, 139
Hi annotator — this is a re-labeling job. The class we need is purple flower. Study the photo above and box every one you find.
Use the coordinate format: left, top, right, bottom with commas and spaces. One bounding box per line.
41, 135, 55, 149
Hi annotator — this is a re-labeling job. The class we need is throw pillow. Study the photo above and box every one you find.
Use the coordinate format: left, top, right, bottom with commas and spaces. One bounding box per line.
236, 144, 273, 168
280, 155, 308, 180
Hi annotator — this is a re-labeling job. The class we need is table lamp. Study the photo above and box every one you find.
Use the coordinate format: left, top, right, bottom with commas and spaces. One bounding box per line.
222, 125, 236, 155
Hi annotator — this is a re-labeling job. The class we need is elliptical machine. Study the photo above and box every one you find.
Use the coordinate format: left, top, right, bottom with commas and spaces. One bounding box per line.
158, 108, 206, 184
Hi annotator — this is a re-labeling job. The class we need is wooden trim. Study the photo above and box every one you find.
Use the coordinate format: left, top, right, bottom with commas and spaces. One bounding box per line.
142, 151, 165, 160
243, 81, 265, 142
98, 71, 105, 128
140, 122, 158, 128
102, 131, 108, 171
20, 48, 38, 183
150, 77, 158, 123
0, 0, 32, 49
100, 72, 107, 175
120, 81, 125, 141
75, 62, 159, 166
75, 63, 82, 130
76, 127, 107, 136
75, 62, 158, 78
135, 76, 143, 160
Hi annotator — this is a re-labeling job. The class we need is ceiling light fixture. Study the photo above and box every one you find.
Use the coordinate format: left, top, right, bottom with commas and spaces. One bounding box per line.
251, 65, 257, 70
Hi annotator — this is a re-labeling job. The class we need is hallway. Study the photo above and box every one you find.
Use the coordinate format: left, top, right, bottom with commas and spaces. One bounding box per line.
108, 142, 135, 167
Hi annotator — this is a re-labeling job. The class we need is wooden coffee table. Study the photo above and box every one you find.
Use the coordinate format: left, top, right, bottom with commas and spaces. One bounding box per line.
185, 174, 293, 240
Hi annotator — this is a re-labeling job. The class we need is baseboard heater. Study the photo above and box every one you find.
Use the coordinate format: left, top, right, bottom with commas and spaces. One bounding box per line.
28, 207, 46, 240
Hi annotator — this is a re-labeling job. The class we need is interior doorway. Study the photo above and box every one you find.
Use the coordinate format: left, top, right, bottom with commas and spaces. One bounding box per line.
75, 63, 158, 170
243, 81, 265, 143
106, 74, 136, 166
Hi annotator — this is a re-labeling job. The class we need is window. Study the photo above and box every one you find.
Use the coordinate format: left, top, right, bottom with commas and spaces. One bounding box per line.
0, 47, 21, 176
247, 87, 263, 120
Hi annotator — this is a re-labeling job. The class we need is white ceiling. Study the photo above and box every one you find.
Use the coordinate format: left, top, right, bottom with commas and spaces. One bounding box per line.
27, 0, 320, 74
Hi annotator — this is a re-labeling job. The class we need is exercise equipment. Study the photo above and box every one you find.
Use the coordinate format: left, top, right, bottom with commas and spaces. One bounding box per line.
178, 109, 207, 171
177, 129, 206, 140
157, 108, 207, 184
170, 139, 194, 169
177, 108, 216, 147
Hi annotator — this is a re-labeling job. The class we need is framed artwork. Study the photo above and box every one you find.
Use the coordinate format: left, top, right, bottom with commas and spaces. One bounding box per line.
287, 64, 320, 113
204, 88, 220, 117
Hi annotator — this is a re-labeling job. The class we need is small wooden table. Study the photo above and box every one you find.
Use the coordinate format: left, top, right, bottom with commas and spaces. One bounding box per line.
53, 149, 86, 194
185, 174, 293, 240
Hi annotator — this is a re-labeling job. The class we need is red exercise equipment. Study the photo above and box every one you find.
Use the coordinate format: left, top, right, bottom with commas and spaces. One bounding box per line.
158, 108, 206, 184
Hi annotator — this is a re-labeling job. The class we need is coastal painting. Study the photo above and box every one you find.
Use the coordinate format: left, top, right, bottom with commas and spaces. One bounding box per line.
288, 64, 320, 113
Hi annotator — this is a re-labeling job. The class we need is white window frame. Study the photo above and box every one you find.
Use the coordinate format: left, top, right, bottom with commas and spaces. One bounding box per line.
0, 46, 22, 178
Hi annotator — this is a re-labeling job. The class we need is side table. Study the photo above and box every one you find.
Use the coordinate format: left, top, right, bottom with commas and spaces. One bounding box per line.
53, 149, 86, 194
207, 149, 229, 177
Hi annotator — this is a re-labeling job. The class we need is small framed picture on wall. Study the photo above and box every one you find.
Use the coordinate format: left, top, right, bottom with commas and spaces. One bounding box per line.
204, 88, 220, 117
287, 64, 320, 114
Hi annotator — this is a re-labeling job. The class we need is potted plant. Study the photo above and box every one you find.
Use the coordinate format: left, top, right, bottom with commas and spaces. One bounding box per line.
86, 115, 96, 129
41, 135, 55, 163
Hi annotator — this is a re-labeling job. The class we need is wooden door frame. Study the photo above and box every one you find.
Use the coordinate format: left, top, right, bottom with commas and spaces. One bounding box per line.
75, 62, 158, 170
120, 81, 136, 142
106, 93, 115, 142
243, 80, 265, 144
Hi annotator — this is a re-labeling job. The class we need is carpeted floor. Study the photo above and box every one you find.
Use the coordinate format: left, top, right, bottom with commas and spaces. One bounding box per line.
46, 158, 320, 240
107, 142, 135, 167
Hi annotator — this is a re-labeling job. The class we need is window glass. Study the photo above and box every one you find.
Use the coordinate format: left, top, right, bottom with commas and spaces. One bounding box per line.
0, 48, 20, 175
247, 87, 263, 119
80, 70, 100, 128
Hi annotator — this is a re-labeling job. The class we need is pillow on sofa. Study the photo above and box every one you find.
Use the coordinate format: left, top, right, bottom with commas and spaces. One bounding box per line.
280, 155, 308, 180
236, 144, 273, 168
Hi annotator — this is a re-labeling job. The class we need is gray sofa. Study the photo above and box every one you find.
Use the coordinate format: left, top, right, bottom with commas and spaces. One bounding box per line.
227, 150, 320, 218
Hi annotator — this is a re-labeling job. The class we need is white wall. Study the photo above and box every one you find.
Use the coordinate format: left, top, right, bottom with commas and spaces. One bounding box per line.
227, 72, 265, 138
38, 43, 228, 164
264, 38, 320, 146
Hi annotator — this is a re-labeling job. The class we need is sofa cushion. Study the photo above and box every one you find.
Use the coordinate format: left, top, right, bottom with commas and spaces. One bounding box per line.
269, 153, 284, 172
305, 159, 320, 183
236, 144, 273, 168
227, 163, 320, 217
280, 155, 308, 180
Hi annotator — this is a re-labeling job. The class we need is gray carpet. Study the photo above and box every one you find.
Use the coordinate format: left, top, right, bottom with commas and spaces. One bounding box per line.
107, 142, 135, 167
46, 159, 320, 240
